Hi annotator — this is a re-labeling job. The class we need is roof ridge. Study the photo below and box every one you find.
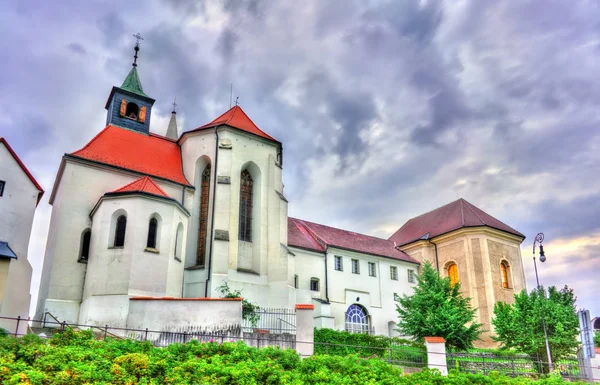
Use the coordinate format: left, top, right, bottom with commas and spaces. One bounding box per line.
233, 106, 275, 140
0, 137, 44, 204
294, 219, 328, 249
459, 198, 466, 227
290, 217, 395, 244
114, 177, 143, 192
462, 199, 486, 225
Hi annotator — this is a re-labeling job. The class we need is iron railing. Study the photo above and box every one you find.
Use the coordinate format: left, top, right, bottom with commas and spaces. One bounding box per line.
242, 307, 296, 334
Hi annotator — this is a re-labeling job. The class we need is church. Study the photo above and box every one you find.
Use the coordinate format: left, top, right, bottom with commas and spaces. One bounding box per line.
34, 44, 526, 347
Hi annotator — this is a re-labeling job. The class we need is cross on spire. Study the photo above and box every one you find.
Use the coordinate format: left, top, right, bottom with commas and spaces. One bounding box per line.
172, 97, 177, 114
132, 33, 144, 67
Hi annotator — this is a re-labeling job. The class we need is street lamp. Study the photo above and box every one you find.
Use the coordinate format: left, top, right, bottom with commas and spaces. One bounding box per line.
532, 232, 553, 372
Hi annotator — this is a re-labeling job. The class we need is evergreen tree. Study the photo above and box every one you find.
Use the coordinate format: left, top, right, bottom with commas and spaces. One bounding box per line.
493, 285, 579, 364
395, 261, 482, 350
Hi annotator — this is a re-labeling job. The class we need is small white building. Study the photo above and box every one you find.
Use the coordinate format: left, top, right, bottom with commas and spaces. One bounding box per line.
34, 47, 525, 342
0, 137, 44, 335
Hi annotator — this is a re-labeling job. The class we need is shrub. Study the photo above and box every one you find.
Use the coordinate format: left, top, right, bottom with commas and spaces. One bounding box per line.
0, 331, 589, 384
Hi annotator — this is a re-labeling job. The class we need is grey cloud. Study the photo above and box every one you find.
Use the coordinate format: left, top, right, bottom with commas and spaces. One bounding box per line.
67, 43, 87, 56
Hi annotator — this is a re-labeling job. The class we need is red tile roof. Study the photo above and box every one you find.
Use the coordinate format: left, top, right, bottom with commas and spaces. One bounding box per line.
288, 217, 419, 264
186, 106, 278, 142
112, 176, 170, 197
389, 198, 525, 246
0, 137, 44, 205
70, 125, 191, 186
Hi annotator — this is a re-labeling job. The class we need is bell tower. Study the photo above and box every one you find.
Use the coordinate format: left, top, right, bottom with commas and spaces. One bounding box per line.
105, 34, 155, 134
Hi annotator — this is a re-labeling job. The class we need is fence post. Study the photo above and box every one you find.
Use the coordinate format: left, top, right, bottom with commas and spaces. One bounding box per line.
144, 328, 148, 341
183, 331, 188, 344
61, 321, 66, 332
424, 337, 448, 376
104, 325, 108, 340
482, 355, 486, 375
14, 316, 21, 337
295, 304, 314, 358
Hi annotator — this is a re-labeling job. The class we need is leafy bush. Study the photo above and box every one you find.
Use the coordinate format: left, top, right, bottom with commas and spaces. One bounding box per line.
314, 328, 426, 366
0, 331, 588, 384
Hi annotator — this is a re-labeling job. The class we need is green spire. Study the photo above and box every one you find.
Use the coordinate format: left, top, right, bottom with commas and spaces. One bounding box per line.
121, 67, 148, 97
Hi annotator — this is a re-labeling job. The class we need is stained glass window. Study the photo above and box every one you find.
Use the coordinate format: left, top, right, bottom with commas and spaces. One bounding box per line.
197, 165, 211, 266
238, 170, 253, 242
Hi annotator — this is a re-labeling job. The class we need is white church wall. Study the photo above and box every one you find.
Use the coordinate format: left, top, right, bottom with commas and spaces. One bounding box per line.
36, 159, 186, 323
78, 194, 188, 326
126, 298, 242, 335
291, 246, 419, 336
0, 143, 38, 330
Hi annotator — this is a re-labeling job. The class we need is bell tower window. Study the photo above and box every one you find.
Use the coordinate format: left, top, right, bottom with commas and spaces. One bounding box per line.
125, 102, 140, 120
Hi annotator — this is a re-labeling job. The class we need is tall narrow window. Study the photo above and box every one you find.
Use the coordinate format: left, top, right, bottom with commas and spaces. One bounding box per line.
390, 266, 398, 280
238, 169, 253, 242
0, 180, 5, 196
79, 229, 91, 261
334, 256, 343, 271
501, 261, 511, 289
146, 218, 158, 249
352, 259, 360, 274
175, 223, 183, 260
408, 269, 416, 283
447, 263, 459, 287
114, 215, 127, 247
197, 165, 211, 266
294, 275, 298, 289
368, 262, 376, 277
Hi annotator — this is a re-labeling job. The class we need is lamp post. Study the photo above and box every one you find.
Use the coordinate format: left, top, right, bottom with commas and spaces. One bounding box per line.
532, 232, 553, 372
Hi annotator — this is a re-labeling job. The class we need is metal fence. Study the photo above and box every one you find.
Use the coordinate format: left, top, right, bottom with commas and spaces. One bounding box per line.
241, 307, 296, 334
314, 340, 427, 372
446, 351, 584, 381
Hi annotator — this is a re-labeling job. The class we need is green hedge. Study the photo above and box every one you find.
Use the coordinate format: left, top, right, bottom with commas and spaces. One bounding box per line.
313, 328, 426, 366
0, 330, 587, 384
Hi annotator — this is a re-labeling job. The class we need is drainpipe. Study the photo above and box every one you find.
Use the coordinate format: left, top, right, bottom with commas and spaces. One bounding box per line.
324, 248, 330, 303
428, 239, 440, 273
205, 127, 219, 297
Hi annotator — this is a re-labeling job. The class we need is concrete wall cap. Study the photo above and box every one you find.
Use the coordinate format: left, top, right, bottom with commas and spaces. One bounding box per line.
295, 304, 315, 310
129, 296, 242, 301
424, 336, 446, 343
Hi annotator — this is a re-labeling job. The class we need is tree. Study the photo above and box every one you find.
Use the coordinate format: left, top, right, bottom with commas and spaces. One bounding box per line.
395, 261, 482, 350
492, 285, 579, 365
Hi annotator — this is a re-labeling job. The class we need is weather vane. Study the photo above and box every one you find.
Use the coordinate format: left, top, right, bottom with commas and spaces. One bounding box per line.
132, 33, 144, 67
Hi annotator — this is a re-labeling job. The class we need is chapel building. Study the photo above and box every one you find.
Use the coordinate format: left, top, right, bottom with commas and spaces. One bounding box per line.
34, 46, 525, 347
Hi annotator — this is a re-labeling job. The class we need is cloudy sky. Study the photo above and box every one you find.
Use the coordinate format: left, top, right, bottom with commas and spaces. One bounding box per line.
2, 0, 599, 317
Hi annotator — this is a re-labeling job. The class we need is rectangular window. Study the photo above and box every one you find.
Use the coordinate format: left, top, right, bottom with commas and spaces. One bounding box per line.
294, 275, 298, 289
408, 269, 416, 283
334, 255, 343, 271
310, 278, 319, 291
390, 266, 398, 280
352, 259, 360, 274
368, 262, 376, 277
0, 180, 5, 196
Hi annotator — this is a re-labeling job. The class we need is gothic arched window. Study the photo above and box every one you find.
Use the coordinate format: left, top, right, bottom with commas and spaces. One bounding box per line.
345, 304, 370, 334
175, 223, 184, 260
79, 229, 91, 262
238, 169, 253, 242
501, 261, 511, 289
114, 215, 127, 247
197, 165, 211, 266
146, 218, 158, 249
447, 263, 459, 287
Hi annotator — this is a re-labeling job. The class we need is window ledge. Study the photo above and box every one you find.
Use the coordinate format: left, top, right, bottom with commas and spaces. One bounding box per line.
77, 259, 88, 264
174, 257, 182, 262
185, 265, 205, 271
237, 268, 259, 276
144, 248, 159, 254
108, 246, 124, 250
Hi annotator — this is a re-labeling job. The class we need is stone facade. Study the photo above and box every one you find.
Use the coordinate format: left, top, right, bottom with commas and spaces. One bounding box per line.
400, 228, 526, 347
